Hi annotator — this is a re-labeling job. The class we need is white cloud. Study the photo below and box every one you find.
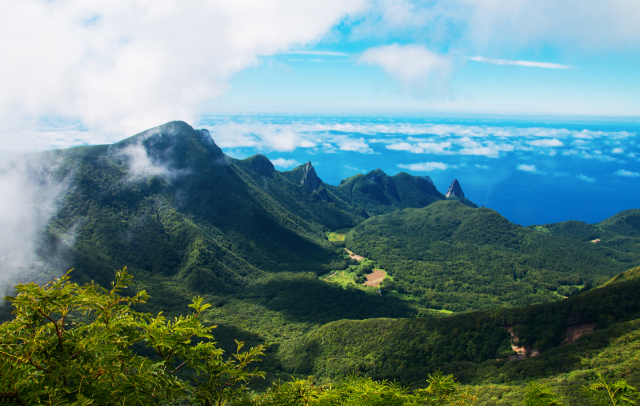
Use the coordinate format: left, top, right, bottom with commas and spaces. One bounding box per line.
581, 152, 620, 162
612, 148, 624, 154
283, 50, 349, 56
271, 158, 301, 168
517, 164, 537, 172
398, 162, 448, 171
615, 169, 640, 177
0, 155, 72, 294
386, 142, 419, 151
528, 139, 563, 147
475, 164, 489, 169
354, 1, 640, 52
0, 0, 366, 140
577, 174, 596, 183
344, 164, 364, 172
468, 56, 571, 69
334, 136, 374, 153
197, 118, 639, 163
358, 44, 451, 94
460, 0, 640, 51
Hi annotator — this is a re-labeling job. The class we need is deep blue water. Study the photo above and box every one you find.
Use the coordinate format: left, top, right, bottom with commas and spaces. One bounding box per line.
200, 114, 640, 226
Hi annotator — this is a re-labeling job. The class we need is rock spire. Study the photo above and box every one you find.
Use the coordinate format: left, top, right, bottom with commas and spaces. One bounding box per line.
445, 179, 465, 199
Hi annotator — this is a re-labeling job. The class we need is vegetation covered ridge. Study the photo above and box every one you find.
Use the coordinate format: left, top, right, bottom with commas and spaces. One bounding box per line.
277, 270, 640, 384
345, 200, 640, 311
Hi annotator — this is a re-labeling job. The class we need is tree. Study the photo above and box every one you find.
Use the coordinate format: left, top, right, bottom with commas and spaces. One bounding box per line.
0, 268, 265, 406
523, 381, 565, 406
583, 373, 639, 406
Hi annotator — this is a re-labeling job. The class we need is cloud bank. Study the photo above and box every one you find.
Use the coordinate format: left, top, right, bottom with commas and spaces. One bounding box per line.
0, 0, 366, 141
202, 117, 638, 165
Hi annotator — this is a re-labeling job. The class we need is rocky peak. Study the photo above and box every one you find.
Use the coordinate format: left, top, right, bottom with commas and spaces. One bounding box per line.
249, 154, 274, 176
300, 161, 322, 191
445, 179, 465, 199
366, 169, 387, 184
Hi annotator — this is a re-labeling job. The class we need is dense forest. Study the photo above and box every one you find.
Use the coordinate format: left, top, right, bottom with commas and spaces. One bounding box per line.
345, 201, 640, 311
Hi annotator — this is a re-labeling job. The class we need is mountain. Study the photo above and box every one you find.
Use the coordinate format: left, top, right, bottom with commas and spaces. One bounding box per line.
326, 169, 452, 216
531, 209, 640, 253
0, 121, 443, 350
345, 200, 640, 311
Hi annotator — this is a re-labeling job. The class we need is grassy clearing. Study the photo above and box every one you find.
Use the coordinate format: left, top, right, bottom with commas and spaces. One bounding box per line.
327, 228, 351, 242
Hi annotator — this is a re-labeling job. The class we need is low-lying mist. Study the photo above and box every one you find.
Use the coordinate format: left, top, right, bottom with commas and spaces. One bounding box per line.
0, 154, 73, 298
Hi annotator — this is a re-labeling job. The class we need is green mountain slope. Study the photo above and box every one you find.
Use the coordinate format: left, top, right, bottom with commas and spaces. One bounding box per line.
530, 209, 640, 253
345, 200, 640, 311
49, 122, 347, 288
277, 273, 640, 392
16, 121, 422, 356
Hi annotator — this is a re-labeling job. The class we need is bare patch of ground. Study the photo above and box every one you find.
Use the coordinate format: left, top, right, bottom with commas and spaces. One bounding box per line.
591, 239, 601, 243
563, 323, 596, 343
345, 249, 364, 261
363, 269, 386, 287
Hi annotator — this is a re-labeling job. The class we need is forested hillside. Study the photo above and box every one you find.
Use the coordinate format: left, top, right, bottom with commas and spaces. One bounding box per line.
278, 271, 640, 404
0, 121, 450, 355
346, 201, 640, 311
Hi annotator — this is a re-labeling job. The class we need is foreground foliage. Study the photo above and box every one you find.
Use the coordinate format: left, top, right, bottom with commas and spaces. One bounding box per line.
249, 371, 477, 405
1, 270, 639, 405
0, 269, 265, 406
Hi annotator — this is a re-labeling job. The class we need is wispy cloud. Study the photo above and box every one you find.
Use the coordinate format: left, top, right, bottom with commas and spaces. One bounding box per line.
283, 50, 349, 56
468, 56, 572, 69
615, 169, 640, 177
528, 139, 563, 147
577, 174, 596, 183
359, 44, 451, 94
344, 164, 364, 172
272, 158, 301, 168
517, 164, 537, 172
398, 162, 448, 171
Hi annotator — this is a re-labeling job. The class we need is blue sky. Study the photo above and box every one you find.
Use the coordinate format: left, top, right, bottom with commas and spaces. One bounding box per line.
208, 1, 640, 117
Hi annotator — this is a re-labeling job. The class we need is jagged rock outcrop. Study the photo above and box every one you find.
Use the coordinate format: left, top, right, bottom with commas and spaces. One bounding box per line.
445, 179, 465, 199
299, 161, 322, 192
